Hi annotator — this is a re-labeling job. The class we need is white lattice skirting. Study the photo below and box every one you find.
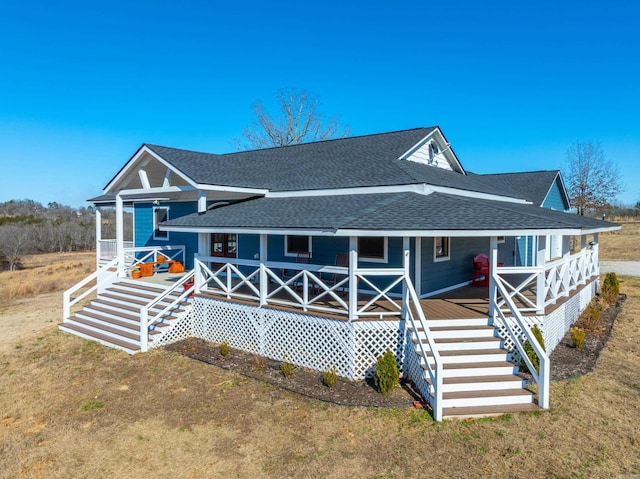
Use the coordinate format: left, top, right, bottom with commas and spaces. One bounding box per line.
159, 296, 406, 380
495, 278, 599, 355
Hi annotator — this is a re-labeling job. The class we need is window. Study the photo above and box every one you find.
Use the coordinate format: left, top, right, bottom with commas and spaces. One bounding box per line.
358, 236, 387, 262
285, 235, 311, 257
153, 207, 169, 240
434, 236, 450, 262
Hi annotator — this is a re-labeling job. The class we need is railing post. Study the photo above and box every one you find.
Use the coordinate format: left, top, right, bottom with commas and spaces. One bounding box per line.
259, 234, 268, 306
140, 306, 149, 353
539, 354, 550, 409
402, 239, 410, 319
63, 290, 71, 322
348, 237, 358, 321
194, 256, 203, 294
536, 236, 547, 314
116, 194, 125, 278
489, 236, 498, 319
95, 207, 102, 269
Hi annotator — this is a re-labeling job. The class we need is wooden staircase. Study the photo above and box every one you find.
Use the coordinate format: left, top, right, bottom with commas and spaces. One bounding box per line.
410, 317, 541, 419
60, 279, 191, 354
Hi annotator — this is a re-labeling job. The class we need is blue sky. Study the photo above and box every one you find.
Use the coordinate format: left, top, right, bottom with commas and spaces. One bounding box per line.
1, 0, 639, 207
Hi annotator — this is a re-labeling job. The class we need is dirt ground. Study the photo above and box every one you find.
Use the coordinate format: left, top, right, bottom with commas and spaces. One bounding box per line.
1, 277, 639, 478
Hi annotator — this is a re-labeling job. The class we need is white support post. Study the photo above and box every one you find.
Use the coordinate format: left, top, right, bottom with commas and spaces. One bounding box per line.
116, 194, 125, 277
138, 169, 151, 189
198, 190, 207, 213
415, 237, 422, 296
95, 207, 102, 269
348, 236, 358, 321
489, 236, 498, 319
536, 235, 547, 313
593, 233, 600, 277
259, 234, 267, 306
402, 237, 410, 318
194, 254, 202, 294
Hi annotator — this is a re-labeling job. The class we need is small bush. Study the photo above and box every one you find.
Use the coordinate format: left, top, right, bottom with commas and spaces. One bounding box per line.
323, 366, 338, 388
580, 302, 602, 332
601, 272, 620, 305
220, 342, 230, 357
374, 349, 399, 394
522, 325, 546, 374
281, 354, 294, 377
570, 327, 586, 349
80, 400, 104, 412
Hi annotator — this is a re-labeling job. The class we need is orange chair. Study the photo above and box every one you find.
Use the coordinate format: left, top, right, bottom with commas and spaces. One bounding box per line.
472, 254, 490, 287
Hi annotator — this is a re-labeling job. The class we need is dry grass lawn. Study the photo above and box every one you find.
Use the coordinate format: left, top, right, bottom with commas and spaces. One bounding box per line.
1, 264, 640, 477
599, 218, 640, 261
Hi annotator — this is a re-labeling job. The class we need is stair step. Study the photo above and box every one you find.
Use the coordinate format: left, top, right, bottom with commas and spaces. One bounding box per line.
422, 360, 519, 377
425, 374, 527, 392
440, 388, 534, 407
84, 305, 140, 322
68, 316, 141, 341
422, 336, 502, 350
59, 323, 140, 353
442, 402, 541, 419
422, 348, 508, 364
75, 310, 139, 332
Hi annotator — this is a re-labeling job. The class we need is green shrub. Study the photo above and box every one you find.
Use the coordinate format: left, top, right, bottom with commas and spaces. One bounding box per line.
323, 366, 338, 388
570, 327, 586, 349
220, 341, 230, 357
374, 349, 399, 394
601, 272, 620, 305
522, 325, 546, 374
281, 354, 294, 377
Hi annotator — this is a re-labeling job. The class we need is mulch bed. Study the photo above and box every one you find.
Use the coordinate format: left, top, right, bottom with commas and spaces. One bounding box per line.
165, 294, 625, 407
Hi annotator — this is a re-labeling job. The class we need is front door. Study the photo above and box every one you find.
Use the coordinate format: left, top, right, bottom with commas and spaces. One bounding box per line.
210, 233, 237, 260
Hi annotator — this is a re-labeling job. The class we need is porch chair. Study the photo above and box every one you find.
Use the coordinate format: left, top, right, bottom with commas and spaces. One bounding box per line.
472, 254, 490, 287
324, 253, 350, 293
281, 251, 311, 291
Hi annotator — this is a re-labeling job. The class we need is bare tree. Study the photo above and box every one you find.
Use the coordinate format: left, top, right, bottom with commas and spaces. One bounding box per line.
0, 225, 33, 271
238, 88, 350, 149
564, 141, 622, 216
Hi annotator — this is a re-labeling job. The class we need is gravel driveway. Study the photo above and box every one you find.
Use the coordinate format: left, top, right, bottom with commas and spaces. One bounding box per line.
599, 261, 640, 277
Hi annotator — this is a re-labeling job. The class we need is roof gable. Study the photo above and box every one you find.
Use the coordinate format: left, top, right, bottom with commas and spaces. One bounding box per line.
475, 170, 567, 206
400, 128, 465, 173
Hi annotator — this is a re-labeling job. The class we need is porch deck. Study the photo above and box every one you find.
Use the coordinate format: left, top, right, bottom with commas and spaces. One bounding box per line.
135, 272, 591, 322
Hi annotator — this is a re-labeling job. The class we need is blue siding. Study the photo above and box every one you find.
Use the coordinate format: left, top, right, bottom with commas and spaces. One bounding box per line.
134, 202, 199, 269
543, 176, 569, 211
420, 237, 490, 295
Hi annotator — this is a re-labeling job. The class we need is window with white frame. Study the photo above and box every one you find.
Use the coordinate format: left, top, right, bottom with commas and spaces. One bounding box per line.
284, 235, 311, 257
358, 236, 387, 262
153, 207, 169, 240
434, 236, 450, 261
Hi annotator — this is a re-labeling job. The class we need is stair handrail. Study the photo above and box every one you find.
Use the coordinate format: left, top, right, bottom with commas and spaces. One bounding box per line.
139, 269, 195, 352
63, 257, 119, 322
493, 272, 550, 409
403, 276, 443, 421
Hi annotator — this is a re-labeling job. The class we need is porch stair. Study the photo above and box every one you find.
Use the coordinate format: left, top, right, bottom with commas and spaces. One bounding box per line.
60, 280, 191, 354
409, 317, 541, 419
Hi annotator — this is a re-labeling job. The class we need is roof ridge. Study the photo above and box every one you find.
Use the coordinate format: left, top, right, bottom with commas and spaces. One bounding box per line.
220, 127, 437, 156
478, 170, 559, 177
144, 143, 221, 157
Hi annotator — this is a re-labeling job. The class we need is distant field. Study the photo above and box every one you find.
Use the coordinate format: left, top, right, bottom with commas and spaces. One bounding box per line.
0, 251, 94, 305
599, 218, 640, 261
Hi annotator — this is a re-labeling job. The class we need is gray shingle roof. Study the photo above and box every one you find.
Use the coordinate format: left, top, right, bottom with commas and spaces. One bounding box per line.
474, 171, 564, 207
147, 128, 437, 191
163, 192, 616, 233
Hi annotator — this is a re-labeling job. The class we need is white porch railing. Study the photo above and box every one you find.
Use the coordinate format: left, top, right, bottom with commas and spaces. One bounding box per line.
140, 269, 195, 352
404, 275, 443, 421
63, 257, 119, 321
97, 239, 133, 260
493, 271, 550, 409
123, 245, 186, 273
496, 248, 599, 315
194, 255, 405, 320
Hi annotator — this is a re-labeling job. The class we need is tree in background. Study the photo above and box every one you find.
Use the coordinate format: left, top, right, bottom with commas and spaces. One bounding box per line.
564, 140, 622, 216
238, 88, 350, 149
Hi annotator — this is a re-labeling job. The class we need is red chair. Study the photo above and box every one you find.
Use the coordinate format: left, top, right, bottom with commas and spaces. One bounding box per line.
472, 254, 490, 287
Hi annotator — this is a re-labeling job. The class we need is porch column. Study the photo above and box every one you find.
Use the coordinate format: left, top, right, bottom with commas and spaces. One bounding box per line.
414, 237, 422, 297
579, 234, 588, 284
95, 207, 102, 269
536, 235, 547, 313
488, 236, 498, 318
593, 233, 600, 277
348, 236, 358, 321
402, 237, 410, 318
259, 234, 268, 306
116, 194, 125, 277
